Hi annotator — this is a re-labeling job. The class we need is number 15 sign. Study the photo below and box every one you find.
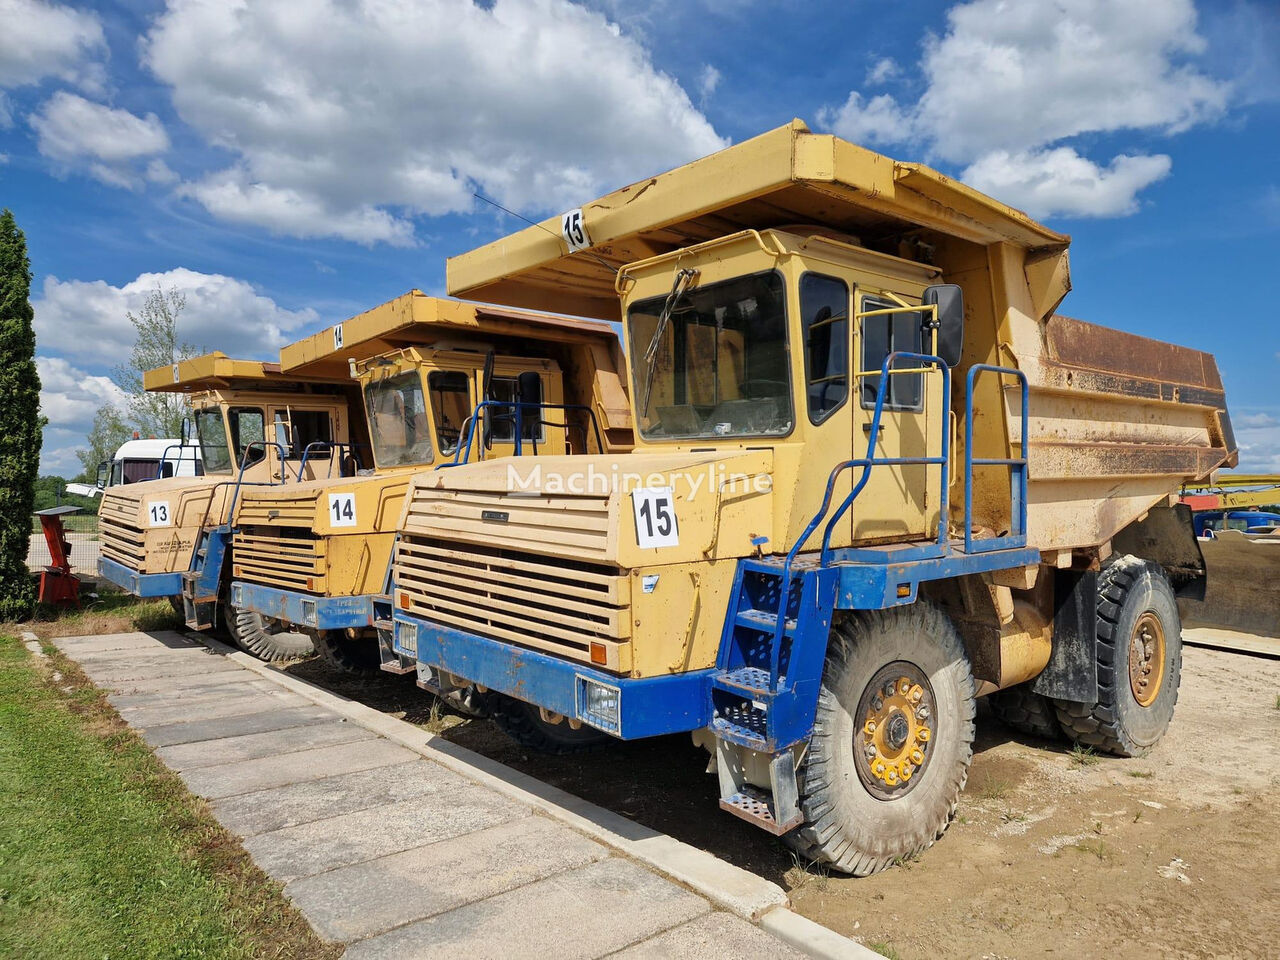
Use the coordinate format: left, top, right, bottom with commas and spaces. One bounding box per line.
631, 487, 679, 549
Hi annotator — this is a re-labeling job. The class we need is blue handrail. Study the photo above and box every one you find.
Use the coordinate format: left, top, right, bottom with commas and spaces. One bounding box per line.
436, 400, 605, 469
767, 351, 950, 692
963, 364, 1029, 554
297, 441, 367, 479
154, 443, 199, 479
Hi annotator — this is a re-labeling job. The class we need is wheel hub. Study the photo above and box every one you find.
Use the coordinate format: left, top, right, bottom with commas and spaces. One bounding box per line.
1128, 611, 1166, 708
854, 662, 935, 800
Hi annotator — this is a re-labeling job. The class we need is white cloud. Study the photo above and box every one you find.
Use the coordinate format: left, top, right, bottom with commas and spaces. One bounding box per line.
33, 267, 319, 365
865, 57, 899, 86
30, 92, 170, 188
143, 0, 726, 244
0, 93, 11, 128
963, 147, 1173, 219
1235, 408, 1280, 473
0, 0, 105, 91
821, 0, 1229, 218
698, 64, 721, 105
36, 355, 128, 475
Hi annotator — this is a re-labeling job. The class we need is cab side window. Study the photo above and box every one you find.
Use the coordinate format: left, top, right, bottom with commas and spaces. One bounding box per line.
228, 407, 266, 466
860, 295, 923, 411
274, 409, 332, 459
428, 371, 470, 455
801, 273, 849, 423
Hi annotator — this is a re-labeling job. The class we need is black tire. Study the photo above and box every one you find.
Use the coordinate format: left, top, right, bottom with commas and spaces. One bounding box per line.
227, 606, 315, 662
167, 595, 185, 619
785, 602, 976, 876
1053, 555, 1181, 757
311, 628, 381, 675
988, 683, 1062, 740
490, 696, 611, 755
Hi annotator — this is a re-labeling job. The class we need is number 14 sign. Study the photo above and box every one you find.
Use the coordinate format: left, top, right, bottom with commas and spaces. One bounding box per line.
632, 487, 679, 549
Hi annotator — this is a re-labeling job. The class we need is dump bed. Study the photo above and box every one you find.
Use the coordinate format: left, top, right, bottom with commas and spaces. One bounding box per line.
445, 120, 1235, 552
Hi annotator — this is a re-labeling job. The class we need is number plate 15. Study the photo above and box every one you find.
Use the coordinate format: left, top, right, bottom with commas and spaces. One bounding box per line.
632, 487, 679, 549
328, 492, 357, 527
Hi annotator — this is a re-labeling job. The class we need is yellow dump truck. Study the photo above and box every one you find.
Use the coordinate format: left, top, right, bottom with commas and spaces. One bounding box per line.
384, 121, 1236, 874
97, 352, 365, 658
225, 292, 633, 670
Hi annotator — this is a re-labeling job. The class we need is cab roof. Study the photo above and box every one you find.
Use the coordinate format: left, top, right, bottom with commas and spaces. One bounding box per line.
279, 291, 620, 380
143, 352, 298, 392
446, 119, 1070, 320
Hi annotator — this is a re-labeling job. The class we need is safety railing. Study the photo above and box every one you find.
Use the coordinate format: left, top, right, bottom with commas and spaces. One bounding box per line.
154, 444, 202, 479
297, 441, 367, 480
963, 364, 1029, 554
436, 400, 605, 469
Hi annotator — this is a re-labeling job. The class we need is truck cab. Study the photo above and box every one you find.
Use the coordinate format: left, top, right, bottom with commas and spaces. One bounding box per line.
226, 292, 633, 667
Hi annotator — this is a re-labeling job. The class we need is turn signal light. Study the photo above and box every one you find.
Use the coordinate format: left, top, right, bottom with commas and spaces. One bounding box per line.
896, 584, 911, 598
589, 642, 607, 665
399, 592, 411, 610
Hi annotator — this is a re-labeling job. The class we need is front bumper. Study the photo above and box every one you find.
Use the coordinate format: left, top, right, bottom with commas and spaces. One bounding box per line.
98, 557, 184, 598
229, 581, 374, 630
393, 611, 713, 739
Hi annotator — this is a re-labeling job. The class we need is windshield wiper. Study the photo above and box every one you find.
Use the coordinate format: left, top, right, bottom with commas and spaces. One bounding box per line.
640, 268, 698, 419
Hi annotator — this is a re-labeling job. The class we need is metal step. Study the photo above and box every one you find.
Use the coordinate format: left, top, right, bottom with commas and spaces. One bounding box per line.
711, 702, 769, 751
713, 666, 777, 699
734, 608, 796, 635
718, 784, 802, 836
372, 618, 394, 633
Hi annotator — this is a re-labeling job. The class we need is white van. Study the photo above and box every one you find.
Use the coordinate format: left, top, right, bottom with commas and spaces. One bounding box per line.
65, 437, 203, 497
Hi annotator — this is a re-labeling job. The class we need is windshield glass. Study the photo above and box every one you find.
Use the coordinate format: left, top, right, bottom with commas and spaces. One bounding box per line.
628, 270, 792, 440
364, 370, 433, 467
195, 408, 232, 473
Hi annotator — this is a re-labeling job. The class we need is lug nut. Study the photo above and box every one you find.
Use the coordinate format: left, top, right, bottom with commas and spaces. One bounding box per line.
910, 749, 924, 764
916, 705, 930, 720
865, 743, 878, 759
917, 728, 931, 742
900, 680, 911, 695
884, 680, 896, 698
865, 719, 877, 734
872, 696, 883, 711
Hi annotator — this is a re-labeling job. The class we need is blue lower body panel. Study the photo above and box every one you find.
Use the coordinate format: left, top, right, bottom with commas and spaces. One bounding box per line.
98, 557, 183, 598
832, 545, 1042, 608
229, 581, 373, 630
394, 612, 713, 739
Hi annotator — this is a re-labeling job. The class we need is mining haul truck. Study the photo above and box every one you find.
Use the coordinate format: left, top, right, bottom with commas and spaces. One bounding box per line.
381, 121, 1237, 874
97, 352, 366, 659
225, 292, 633, 672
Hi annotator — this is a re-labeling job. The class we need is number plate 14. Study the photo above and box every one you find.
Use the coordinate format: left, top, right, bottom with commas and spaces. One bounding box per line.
328, 492, 357, 527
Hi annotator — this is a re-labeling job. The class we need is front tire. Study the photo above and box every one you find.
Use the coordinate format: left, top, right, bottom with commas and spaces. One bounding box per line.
988, 682, 1062, 740
1053, 556, 1181, 757
786, 602, 976, 876
490, 696, 611, 755
226, 606, 315, 662
311, 628, 381, 675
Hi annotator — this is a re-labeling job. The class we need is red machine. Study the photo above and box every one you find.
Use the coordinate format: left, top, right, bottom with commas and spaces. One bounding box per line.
35, 505, 82, 608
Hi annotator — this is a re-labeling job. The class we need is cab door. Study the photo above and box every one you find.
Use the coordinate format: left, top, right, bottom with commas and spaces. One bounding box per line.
851, 290, 943, 544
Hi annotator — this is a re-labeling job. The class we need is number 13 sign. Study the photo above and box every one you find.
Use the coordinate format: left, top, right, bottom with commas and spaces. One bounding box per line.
632, 488, 678, 549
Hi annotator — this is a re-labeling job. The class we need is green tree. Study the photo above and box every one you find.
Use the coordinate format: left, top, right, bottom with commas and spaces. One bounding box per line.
0, 209, 43, 619
75, 405, 132, 480
112, 286, 201, 439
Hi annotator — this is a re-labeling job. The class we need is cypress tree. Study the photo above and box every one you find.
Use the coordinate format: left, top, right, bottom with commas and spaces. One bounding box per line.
0, 209, 43, 620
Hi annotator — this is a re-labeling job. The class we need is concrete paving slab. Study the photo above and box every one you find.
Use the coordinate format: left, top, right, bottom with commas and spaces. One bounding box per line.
71, 645, 218, 665
156, 719, 376, 771
243, 784, 527, 882
286, 816, 610, 942
117, 688, 311, 729
51, 632, 199, 655
344, 857, 709, 960
108, 674, 301, 708
211, 760, 468, 837
140, 704, 335, 748
179, 738, 416, 800
78, 654, 241, 684
606, 912, 810, 959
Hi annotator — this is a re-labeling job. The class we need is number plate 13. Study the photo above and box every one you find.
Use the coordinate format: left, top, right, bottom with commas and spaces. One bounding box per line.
632, 487, 679, 549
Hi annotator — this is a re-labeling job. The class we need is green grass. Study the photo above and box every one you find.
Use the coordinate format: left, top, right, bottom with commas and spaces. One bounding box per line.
1069, 743, 1100, 767
0, 633, 336, 960
13, 593, 182, 640
867, 940, 903, 960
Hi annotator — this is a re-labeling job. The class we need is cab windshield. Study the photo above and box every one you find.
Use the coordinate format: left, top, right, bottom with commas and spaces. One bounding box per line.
365, 370, 433, 467
195, 408, 232, 473
628, 270, 792, 440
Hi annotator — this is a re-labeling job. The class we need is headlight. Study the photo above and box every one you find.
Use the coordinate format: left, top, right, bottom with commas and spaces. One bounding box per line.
575, 675, 621, 734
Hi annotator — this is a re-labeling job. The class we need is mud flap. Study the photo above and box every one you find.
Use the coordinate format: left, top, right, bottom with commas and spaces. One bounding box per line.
1032, 568, 1098, 703
1111, 504, 1206, 600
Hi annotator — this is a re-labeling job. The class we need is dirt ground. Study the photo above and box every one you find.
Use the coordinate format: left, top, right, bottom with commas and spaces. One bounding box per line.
286, 645, 1280, 960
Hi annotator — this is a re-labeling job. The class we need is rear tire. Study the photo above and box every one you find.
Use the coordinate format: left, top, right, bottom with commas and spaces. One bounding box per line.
786, 602, 975, 876
227, 606, 314, 662
988, 683, 1062, 740
311, 628, 381, 675
491, 696, 611, 755
1053, 555, 1181, 757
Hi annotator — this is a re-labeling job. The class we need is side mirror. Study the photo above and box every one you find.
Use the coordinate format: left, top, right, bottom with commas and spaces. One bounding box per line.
923, 283, 964, 367
95, 460, 109, 490
516, 371, 542, 405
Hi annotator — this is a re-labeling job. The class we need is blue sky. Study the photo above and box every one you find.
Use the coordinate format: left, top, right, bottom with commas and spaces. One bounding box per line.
1, 0, 1276, 477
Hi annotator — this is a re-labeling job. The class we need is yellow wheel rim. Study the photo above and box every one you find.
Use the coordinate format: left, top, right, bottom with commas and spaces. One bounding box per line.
854, 662, 935, 800
1128, 611, 1165, 708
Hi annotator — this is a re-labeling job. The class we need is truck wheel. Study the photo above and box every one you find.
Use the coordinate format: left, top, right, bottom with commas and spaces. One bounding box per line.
988, 683, 1062, 740
311, 628, 381, 675
227, 606, 315, 662
786, 603, 975, 876
490, 696, 611, 755
1053, 556, 1181, 757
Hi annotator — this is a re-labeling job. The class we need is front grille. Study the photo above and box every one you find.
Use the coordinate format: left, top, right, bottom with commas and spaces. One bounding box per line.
233, 527, 326, 591
234, 494, 316, 527
395, 536, 631, 672
99, 493, 145, 568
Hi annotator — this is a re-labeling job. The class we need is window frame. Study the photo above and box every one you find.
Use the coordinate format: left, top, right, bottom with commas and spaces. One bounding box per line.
227, 406, 268, 468
858, 293, 926, 414
799, 272, 851, 426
